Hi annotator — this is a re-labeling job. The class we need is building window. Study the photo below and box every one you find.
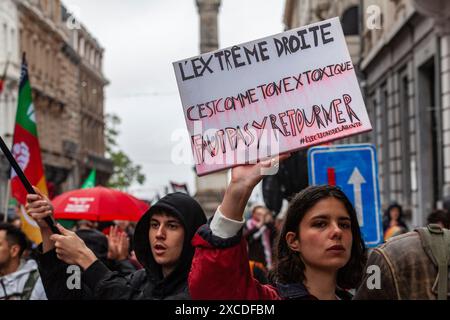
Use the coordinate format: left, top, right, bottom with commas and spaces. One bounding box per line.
91, 49, 95, 65
388, 75, 403, 204
11, 28, 16, 57
3, 23, 8, 56
1, 94, 9, 137
73, 31, 78, 51
377, 83, 391, 204
341, 6, 359, 36
48, 0, 54, 19
373, 90, 384, 200
79, 37, 84, 57
399, 68, 412, 207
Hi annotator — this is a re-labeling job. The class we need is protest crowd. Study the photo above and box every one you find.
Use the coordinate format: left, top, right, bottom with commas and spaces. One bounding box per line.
1, 1, 450, 305
0, 153, 448, 301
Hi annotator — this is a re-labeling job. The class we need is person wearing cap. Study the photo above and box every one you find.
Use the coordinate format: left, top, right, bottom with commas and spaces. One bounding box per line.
26, 188, 206, 300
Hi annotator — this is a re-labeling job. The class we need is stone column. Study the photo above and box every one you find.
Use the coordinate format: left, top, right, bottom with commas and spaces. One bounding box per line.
194, 0, 226, 218
412, 0, 450, 218
438, 19, 450, 201
196, 0, 221, 54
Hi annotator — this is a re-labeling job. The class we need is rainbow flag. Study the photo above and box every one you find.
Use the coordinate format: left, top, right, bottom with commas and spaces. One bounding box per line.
10, 54, 47, 244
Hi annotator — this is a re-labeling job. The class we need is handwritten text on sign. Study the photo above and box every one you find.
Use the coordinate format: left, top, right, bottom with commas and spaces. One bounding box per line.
173, 17, 372, 176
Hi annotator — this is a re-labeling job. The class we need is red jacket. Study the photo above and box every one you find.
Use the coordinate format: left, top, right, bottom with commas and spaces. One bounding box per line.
189, 223, 353, 300
189, 224, 280, 300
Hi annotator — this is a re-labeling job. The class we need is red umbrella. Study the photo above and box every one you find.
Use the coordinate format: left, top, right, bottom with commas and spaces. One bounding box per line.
52, 186, 150, 221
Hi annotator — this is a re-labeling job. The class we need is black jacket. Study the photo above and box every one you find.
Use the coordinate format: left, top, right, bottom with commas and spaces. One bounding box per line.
243, 222, 277, 268
37, 228, 136, 299
37, 192, 206, 300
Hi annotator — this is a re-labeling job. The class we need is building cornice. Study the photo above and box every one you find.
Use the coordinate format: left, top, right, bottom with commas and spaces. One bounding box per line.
283, 0, 297, 30
80, 60, 109, 86
18, 0, 68, 44
360, 7, 416, 70
77, 26, 104, 53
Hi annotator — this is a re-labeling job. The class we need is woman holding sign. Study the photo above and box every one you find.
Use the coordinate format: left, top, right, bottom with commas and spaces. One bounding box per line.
189, 154, 367, 300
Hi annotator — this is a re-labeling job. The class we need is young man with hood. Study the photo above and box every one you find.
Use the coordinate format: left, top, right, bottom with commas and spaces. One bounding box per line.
0, 223, 47, 300
26, 190, 206, 300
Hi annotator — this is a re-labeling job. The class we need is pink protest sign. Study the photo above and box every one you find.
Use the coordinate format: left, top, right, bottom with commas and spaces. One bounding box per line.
173, 17, 372, 176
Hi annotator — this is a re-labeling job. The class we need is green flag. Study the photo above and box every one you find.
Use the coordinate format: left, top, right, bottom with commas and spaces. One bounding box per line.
82, 169, 96, 189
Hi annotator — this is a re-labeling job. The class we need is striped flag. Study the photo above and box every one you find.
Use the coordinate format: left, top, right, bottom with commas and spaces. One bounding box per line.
10, 54, 47, 244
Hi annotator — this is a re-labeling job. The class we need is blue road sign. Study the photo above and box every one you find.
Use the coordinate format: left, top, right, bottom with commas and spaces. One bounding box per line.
307, 144, 383, 247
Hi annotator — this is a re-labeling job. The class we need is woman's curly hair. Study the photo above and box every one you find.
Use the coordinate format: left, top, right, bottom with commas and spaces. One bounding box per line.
273, 185, 367, 289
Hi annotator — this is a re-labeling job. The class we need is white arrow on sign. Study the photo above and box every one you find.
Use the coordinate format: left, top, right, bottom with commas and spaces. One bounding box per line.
348, 167, 366, 226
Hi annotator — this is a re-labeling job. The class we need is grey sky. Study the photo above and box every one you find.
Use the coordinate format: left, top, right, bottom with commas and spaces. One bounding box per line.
63, 0, 284, 200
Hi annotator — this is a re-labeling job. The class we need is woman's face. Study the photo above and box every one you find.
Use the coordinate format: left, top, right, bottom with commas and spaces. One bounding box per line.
389, 207, 400, 221
288, 197, 353, 272
252, 208, 266, 223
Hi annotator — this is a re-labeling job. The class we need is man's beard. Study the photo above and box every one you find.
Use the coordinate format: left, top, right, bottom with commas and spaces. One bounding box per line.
0, 258, 12, 275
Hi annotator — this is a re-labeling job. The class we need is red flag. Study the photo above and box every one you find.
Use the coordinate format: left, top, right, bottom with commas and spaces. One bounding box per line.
11, 54, 47, 243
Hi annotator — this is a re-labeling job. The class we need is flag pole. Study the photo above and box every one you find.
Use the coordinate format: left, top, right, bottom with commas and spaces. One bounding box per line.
3, 180, 10, 223
0, 135, 59, 234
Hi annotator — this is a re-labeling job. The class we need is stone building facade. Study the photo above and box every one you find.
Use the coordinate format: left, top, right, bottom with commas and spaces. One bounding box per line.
284, 0, 450, 227
18, 0, 79, 195
62, 9, 112, 188
0, 0, 112, 211
284, 0, 361, 64
0, 0, 21, 214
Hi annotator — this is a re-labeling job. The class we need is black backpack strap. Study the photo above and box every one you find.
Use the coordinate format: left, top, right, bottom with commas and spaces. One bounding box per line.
21, 269, 40, 300
416, 224, 450, 300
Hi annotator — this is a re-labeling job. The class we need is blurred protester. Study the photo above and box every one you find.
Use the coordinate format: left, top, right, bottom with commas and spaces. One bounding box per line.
10, 216, 21, 230
106, 225, 128, 261
249, 260, 268, 285
243, 205, 277, 270
355, 223, 450, 300
110, 220, 136, 254
74, 227, 136, 276
443, 186, 450, 214
114, 220, 134, 235
427, 210, 450, 230
0, 223, 46, 300
76, 220, 98, 230
274, 210, 287, 234
383, 203, 408, 241
0, 214, 21, 230
104, 225, 137, 275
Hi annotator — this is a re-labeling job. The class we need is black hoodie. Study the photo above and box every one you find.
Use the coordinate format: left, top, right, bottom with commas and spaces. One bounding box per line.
37, 192, 206, 300
81, 192, 206, 299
